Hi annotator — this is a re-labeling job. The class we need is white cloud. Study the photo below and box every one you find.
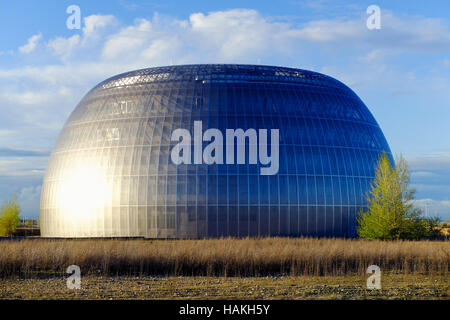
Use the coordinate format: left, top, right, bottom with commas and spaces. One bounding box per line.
289, 18, 363, 42
33, 9, 450, 68
188, 9, 285, 59
0, 63, 116, 86
19, 33, 42, 54
141, 37, 182, 61
411, 171, 437, 178
385, 14, 450, 50
19, 185, 41, 201
47, 35, 80, 59
298, 0, 331, 11
358, 49, 386, 63
1, 86, 73, 106
0, 129, 16, 138
46, 14, 116, 59
1, 50, 14, 57
2, 91, 56, 106
119, 0, 139, 11
82, 14, 117, 39
17, 185, 42, 218
413, 198, 450, 220
101, 18, 152, 60
407, 155, 450, 171
0, 158, 47, 177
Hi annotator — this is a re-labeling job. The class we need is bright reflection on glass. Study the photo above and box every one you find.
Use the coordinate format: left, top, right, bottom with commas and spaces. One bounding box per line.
55, 162, 111, 237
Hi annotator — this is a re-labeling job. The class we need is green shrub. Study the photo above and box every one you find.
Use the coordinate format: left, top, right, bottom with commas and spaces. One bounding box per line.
357, 152, 438, 240
0, 195, 20, 236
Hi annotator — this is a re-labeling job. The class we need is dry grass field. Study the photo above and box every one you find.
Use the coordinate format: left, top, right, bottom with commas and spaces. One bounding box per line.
0, 238, 448, 277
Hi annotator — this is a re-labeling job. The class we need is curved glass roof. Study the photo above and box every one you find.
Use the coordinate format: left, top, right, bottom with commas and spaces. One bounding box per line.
94, 64, 349, 92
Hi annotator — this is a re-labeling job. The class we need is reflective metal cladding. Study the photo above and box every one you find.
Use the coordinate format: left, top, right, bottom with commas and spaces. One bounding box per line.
40, 64, 392, 238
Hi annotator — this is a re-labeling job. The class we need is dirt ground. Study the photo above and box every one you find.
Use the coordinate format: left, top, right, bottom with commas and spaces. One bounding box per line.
0, 274, 448, 300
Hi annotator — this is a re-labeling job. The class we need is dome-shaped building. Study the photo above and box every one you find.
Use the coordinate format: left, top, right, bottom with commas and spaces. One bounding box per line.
40, 64, 392, 238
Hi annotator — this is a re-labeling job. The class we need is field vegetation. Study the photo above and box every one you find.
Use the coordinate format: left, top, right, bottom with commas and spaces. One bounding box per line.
0, 238, 448, 278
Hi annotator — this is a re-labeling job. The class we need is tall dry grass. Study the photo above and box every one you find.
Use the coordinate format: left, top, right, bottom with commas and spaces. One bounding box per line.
0, 238, 448, 277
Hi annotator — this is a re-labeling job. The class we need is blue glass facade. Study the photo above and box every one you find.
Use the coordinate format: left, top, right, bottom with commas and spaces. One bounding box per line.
40, 64, 392, 238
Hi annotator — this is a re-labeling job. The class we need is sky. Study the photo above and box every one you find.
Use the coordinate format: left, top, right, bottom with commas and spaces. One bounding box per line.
0, 0, 449, 219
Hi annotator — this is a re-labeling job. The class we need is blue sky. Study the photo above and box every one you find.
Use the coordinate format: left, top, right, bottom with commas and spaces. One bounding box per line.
0, 0, 450, 219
